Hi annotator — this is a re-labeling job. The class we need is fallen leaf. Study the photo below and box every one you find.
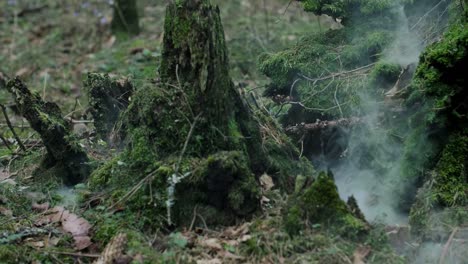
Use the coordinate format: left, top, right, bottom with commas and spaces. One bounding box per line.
196, 259, 222, 264
25, 240, 45, 248
201, 238, 223, 251
15, 67, 31, 77
260, 173, 274, 191
47, 237, 61, 247
74, 236, 92, 251
220, 251, 244, 260
239, 235, 252, 243
36, 206, 92, 250
353, 246, 371, 264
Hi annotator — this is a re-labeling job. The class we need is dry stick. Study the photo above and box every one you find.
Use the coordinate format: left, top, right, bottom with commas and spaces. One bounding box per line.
174, 113, 202, 174
0, 134, 12, 151
438, 227, 458, 264
299, 63, 376, 83
0, 104, 26, 151
45, 251, 100, 258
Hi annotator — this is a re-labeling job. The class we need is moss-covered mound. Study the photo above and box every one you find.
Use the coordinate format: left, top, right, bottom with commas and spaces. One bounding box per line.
284, 172, 369, 238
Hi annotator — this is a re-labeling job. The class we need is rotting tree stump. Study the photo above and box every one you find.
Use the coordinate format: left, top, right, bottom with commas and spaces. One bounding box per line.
91, 0, 313, 228
6, 78, 90, 185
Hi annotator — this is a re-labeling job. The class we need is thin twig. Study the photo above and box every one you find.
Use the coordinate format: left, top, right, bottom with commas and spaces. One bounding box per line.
45, 251, 100, 258
299, 63, 376, 83
0, 134, 12, 151
439, 227, 458, 264
174, 113, 202, 174
0, 104, 26, 151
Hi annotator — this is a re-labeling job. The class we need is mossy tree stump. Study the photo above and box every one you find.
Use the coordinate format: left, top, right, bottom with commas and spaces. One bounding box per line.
92, 0, 313, 228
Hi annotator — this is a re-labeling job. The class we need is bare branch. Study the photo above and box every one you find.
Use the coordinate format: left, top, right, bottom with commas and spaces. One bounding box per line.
285, 117, 362, 134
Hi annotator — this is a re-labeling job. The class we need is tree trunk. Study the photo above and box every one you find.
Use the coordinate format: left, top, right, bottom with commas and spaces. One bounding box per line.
111, 0, 140, 37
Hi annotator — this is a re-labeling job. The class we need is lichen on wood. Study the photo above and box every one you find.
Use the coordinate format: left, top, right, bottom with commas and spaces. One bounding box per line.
6, 77, 90, 185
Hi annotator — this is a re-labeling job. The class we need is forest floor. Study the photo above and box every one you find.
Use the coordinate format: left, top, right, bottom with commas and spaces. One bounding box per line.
0, 1, 465, 264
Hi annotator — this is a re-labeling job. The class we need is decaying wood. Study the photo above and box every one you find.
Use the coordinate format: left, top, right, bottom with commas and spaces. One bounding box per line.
285, 117, 362, 134
6, 77, 90, 185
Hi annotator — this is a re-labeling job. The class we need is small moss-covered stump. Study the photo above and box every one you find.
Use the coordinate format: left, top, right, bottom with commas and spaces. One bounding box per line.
285, 172, 369, 238
6, 78, 90, 185
111, 0, 140, 36
85, 73, 133, 143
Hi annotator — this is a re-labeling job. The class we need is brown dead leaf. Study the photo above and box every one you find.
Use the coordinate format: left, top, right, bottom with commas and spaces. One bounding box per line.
353, 246, 371, 264
36, 206, 92, 250
47, 237, 61, 247
260, 173, 274, 191
196, 259, 222, 264
239, 235, 252, 243
201, 238, 223, 251
220, 251, 244, 260
224, 223, 250, 238
15, 67, 31, 78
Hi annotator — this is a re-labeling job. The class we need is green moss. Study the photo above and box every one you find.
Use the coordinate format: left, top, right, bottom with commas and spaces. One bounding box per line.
370, 62, 401, 86
433, 132, 468, 206
89, 157, 119, 188
284, 172, 368, 238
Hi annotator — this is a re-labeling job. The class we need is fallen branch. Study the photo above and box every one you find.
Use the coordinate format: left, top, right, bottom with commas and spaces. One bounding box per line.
6, 77, 90, 185
285, 117, 362, 134
0, 103, 26, 151
0, 134, 12, 151
439, 227, 458, 264
298, 63, 376, 83
16, 5, 49, 17
0, 71, 8, 89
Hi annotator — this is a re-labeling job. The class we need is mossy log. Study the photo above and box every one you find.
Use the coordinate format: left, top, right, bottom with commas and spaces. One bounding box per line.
111, 0, 140, 37
6, 78, 90, 185
85, 73, 133, 143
